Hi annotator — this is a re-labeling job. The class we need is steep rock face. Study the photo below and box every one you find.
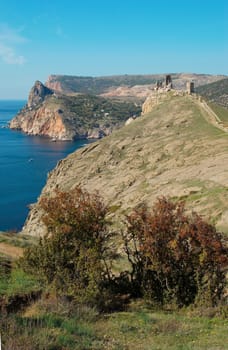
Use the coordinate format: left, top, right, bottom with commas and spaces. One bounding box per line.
46, 76, 65, 94
28, 81, 53, 108
10, 80, 67, 139
10, 83, 141, 140
22, 94, 228, 236
9, 102, 113, 140
10, 106, 68, 140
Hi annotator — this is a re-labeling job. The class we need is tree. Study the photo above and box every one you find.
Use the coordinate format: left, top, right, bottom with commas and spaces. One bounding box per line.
123, 197, 228, 307
21, 187, 114, 305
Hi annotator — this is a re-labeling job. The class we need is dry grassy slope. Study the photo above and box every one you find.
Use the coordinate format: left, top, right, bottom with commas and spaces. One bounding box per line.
195, 78, 228, 108
0, 242, 23, 259
22, 94, 228, 236
0, 232, 39, 260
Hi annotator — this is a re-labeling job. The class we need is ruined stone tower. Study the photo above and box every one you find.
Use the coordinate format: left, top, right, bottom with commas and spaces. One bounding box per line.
155, 80, 163, 90
186, 81, 194, 94
165, 75, 172, 86
165, 75, 173, 90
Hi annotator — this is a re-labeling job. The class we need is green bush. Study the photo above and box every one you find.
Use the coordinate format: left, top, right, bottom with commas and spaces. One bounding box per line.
20, 187, 115, 306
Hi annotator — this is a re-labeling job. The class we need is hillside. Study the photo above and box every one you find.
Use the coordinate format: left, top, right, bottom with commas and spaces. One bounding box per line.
46, 74, 161, 94
22, 92, 228, 237
10, 76, 227, 140
2, 92, 228, 350
10, 81, 141, 140
196, 78, 228, 108
46, 73, 226, 98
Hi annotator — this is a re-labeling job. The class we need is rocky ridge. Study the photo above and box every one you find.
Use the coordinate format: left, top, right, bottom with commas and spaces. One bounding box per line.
46, 73, 227, 98
10, 74, 227, 141
28, 80, 53, 108
10, 81, 141, 140
21, 92, 228, 237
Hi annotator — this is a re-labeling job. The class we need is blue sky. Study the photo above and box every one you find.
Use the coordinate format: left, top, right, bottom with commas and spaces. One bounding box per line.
0, 0, 227, 98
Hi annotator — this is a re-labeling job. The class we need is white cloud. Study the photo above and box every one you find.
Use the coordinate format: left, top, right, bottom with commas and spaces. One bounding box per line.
0, 24, 27, 43
0, 43, 26, 64
0, 24, 27, 65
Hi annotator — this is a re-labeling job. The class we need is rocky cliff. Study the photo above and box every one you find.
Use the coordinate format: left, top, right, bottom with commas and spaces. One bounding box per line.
28, 80, 53, 108
10, 81, 141, 140
10, 105, 68, 139
21, 93, 228, 236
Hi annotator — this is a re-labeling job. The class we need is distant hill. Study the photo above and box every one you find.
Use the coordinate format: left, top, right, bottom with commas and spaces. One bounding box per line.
22, 92, 228, 237
46, 74, 161, 94
195, 78, 228, 108
46, 73, 227, 98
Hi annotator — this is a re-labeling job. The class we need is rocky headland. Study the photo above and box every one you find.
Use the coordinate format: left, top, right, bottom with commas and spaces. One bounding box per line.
10, 74, 227, 141
10, 81, 141, 140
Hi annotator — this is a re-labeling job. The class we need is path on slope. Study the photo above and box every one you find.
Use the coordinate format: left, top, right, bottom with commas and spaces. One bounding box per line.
195, 96, 228, 133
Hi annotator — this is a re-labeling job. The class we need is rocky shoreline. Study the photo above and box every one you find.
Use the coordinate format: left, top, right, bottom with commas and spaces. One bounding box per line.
10, 81, 141, 141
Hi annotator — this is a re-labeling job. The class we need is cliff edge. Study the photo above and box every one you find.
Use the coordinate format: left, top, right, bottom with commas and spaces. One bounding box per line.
21, 93, 228, 236
10, 81, 141, 140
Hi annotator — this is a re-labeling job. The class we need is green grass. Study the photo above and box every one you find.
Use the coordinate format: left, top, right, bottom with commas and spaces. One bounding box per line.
171, 180, 228, 233
45, 93, 142, 129
196, 78, 228, 109
209, 102, 228, 124
185, 100, 225, 139
1, 298, 227, 350
0, 315, 97, 350
93, 305, 228, 350
0, 302, 101, 350
0, 269, 42, 297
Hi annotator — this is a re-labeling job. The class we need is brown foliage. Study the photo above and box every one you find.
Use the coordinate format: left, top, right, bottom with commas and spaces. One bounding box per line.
123, 197, 228, 306
21, 187, 114, 305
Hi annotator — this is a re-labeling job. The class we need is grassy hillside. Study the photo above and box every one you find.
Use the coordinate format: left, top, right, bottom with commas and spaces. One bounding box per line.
1, 235, 228, 349
196, 78, 228, 108
0, 232, 37, 259
46, 93, 142, 129
10, 92, 142, 140
1, 297, 227, 349
209, 102, 228, 126
1, 93, 228, 348
22, 93, 228, 237
1, 232, 227, 349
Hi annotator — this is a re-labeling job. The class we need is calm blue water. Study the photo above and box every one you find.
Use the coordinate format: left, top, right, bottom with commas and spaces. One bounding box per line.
0, 100, 91, 231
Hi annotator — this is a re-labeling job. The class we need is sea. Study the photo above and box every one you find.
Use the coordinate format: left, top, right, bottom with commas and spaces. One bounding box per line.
0, 100, 91, 232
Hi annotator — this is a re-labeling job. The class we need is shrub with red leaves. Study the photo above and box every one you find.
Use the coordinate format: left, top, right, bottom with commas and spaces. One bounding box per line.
123, 197, 228, 307
21, 187, 114, 305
